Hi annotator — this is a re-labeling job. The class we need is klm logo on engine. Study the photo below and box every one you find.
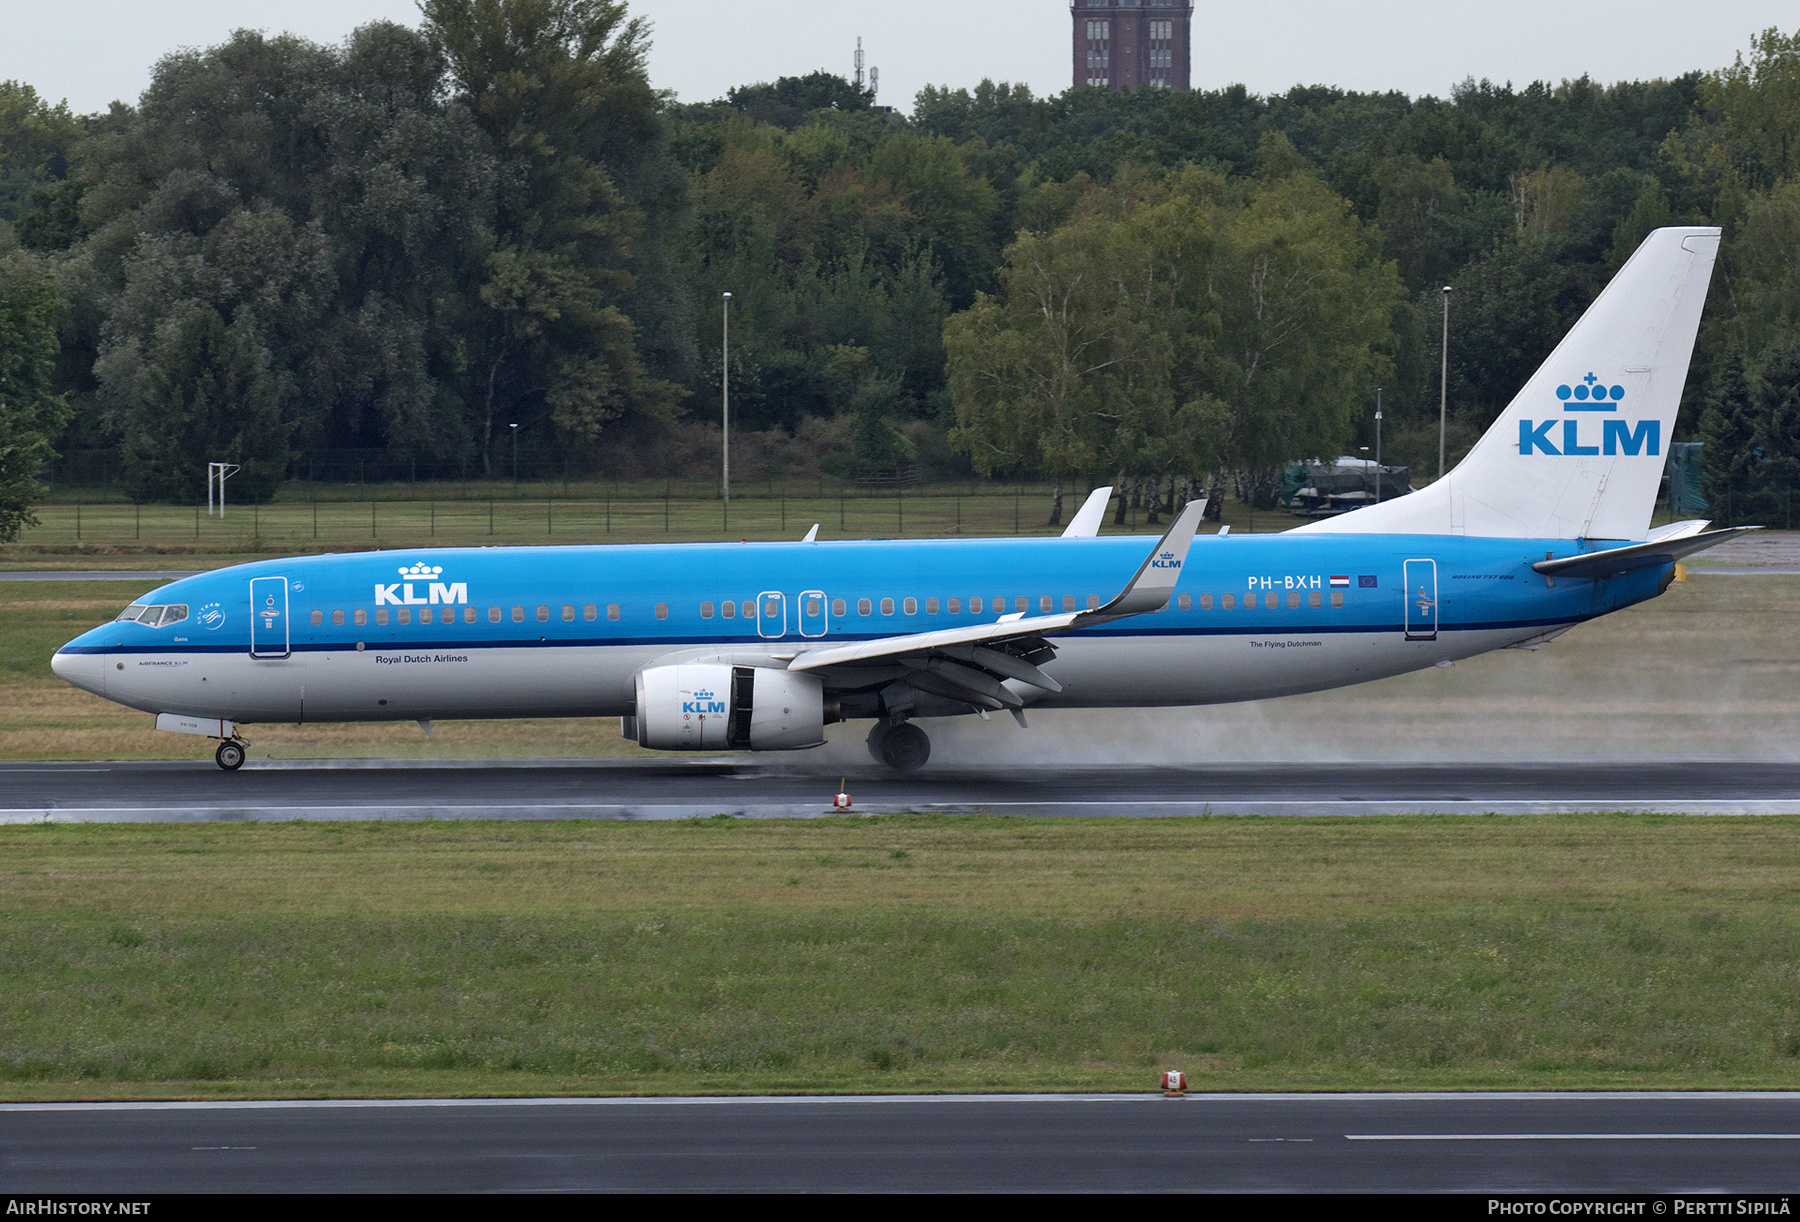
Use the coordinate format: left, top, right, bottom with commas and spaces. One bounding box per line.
684, 688, 727, 715
1518, 372, 1659, 457
374, 562, 469, 606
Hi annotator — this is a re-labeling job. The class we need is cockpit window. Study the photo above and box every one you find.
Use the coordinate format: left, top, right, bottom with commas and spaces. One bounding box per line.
117, 604, 188, 627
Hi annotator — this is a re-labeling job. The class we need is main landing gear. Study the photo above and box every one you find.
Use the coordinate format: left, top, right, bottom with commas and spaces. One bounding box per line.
867, 720, 930, 772
214, 739, 247, 771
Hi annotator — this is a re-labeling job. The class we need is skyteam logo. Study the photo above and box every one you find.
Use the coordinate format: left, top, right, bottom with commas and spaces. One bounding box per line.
197, 602, 226, 630
1519, 372, 1658, 457
684, 689, 727, 715
375, 561, 468, 607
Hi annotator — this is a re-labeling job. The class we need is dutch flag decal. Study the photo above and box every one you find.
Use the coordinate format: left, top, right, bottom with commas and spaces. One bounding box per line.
1329, 575, 1350, 588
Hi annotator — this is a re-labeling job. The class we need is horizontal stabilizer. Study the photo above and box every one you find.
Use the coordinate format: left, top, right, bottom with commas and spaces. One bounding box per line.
1532, 526, 1758, 579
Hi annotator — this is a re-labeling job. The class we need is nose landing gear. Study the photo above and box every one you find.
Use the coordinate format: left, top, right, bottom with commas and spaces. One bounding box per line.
866, 719, 930, 772
214, 739, 247, 771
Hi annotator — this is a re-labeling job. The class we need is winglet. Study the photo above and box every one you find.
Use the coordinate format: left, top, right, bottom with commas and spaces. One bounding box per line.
802, 524, 819, 543
1087, 498, 1206, 617
1060, 486, 1114, 538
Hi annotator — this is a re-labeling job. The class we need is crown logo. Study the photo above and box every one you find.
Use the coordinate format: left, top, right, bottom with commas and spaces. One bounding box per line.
1556, 372, 1625, 405
398, 562, 444, 579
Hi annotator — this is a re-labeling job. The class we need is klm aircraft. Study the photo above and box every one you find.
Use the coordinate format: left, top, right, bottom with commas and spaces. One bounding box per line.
53, 227, 1750, 771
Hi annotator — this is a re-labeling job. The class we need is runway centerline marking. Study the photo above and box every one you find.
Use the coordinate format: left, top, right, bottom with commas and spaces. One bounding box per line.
1347, 1133, 1800, 1141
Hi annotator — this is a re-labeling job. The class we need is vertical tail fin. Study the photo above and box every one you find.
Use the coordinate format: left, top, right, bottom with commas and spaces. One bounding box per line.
1299, 226, 1721, 540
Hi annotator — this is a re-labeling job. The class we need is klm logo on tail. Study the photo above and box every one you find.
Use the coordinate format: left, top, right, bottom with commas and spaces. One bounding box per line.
1519, 373, 1659, 457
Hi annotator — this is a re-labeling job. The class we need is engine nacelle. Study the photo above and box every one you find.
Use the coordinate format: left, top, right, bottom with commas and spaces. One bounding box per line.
633, 663, 826, 751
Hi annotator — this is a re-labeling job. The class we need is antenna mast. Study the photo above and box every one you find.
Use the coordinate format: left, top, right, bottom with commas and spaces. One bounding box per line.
854, 37, 864, 88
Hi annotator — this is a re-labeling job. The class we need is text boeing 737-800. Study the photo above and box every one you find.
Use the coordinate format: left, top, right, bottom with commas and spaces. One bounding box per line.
52, 227, 1752, 771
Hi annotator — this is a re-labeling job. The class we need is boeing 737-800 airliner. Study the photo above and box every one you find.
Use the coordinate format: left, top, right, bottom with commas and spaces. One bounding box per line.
52, 227, 1750, 770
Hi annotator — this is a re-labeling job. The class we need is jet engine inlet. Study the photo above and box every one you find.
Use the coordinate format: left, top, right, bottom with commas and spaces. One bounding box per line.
634, 663, 825, 751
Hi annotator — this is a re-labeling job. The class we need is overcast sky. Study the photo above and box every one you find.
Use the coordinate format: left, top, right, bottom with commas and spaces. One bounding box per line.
2, 0, 1794, 115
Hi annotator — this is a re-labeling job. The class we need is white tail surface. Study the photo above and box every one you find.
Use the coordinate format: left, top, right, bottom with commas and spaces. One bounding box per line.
1298, 226, 1721, 541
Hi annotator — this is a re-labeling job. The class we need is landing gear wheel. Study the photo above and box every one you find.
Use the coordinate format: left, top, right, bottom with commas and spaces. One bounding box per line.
877, 721, 930, 772
866, 721, 891, 764
215, 740, 246, 771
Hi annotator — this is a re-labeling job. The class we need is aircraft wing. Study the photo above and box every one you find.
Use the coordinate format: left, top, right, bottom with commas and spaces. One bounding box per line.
788, 500, 1206, 706
1531, 525, 1759, 579
1060, 486, 1114, 537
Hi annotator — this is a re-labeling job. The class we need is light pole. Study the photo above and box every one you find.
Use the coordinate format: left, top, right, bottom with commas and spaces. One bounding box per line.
510, 422, 519, 489
1374, 386, 1384, 504
1439, 285, 1452, 480
722, 292, 732, 505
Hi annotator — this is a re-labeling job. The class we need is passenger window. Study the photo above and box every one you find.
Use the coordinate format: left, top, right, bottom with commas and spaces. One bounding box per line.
1287, 591, 1299, 609
742, 601, 755, 619
881, 598, 895, 615
398, 608, 411, 625
859, 599, 872, 616
311, 610, 323, 626
655, 603, 669, 620
332, 609, 345, 625
1265, 592, 1278, 609
464, 606, 476, 623
1016, 596, 1028, 613
354, 609, 367, 626
420, 608, 433, 624
721, 600, 735, 618
903, 598, 917, 615
832, 599, 846, 617
1200, 593, 1213, 610
1331, 591, 1344, 608
562, 605, 575, 621
1063, 596, 1075, 612
805, 598, 820, 616
536, 606, 549, 622
970, 597, 983, 614
948, 598, 961, 614
1087, 595, 1100, 610
1309, 591, 1322, 608
926, 598, 938, 614
377, 609, 390, 626
489, 606, 501, 622
607, 604, 621, 620
701, 602, 714, 619
1223, 593, 1235, 609
584, 604, 596, 621
512, 606, 524, 622
1178, 594, 1191, 611
1040, 596, 1052, 613
764, 599, 779, 618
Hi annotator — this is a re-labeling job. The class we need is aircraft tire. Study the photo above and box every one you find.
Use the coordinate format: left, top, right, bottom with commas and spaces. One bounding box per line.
866, 720, 890, 763
878, 722, 930, 772
215, 740, 246, 771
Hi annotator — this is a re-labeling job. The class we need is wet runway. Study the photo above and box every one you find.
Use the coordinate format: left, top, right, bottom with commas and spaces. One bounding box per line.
4, 1093, 1800, 1192
3, 757, 1798, 820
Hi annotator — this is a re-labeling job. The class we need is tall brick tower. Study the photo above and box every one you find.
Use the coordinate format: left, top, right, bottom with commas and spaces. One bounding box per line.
1072, 0, 1193, 93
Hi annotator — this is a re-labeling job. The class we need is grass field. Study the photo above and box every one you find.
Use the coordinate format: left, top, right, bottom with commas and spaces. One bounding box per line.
2, 814, 1799, 1100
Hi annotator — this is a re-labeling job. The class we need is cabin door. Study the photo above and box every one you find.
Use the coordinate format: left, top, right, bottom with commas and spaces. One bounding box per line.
249, 576, 291, 659
1403, 559, 1438, 641
798, 590, 828, 638
756, 590, 787, 639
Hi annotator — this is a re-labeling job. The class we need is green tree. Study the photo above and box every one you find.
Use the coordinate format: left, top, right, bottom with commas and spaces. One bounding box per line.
1697, 351, 1762, 525
0, 260, 69, 539
118, 308, 289, 504
1709, 27, 1800, 183
423, 0, 682, 470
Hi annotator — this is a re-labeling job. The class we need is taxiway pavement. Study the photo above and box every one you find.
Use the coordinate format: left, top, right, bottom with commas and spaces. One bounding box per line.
4, 1092, 1799, 1192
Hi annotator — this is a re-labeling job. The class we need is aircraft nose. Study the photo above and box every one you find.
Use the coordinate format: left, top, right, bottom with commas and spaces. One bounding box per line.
52, 638, 105, 696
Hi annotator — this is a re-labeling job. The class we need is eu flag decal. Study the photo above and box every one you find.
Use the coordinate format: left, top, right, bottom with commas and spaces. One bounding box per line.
1358, 575, 1378, 588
